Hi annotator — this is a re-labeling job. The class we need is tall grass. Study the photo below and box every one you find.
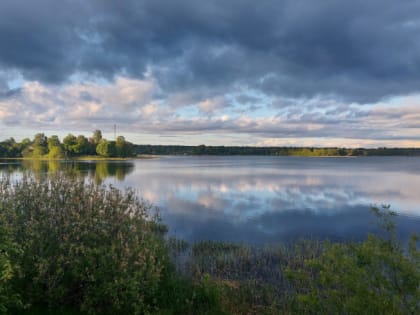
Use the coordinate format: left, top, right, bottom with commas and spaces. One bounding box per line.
167, 239, 323, 314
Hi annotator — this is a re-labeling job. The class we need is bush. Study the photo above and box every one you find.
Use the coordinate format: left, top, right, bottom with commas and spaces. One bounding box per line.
287, 206, 420, 315
0, 174, 169, 314
0, 223, 23, 314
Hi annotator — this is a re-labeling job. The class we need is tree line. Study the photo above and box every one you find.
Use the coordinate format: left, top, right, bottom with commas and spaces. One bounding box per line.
133, 144, 420, 156
3, 134, 420, 158
0, 130, 134, 158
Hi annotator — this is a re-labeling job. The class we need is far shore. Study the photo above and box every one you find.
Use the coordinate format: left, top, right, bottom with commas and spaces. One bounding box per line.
0, 154, 159, 161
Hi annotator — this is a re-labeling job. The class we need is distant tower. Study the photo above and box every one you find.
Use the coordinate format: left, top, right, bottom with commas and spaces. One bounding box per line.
114, 124, 116, 140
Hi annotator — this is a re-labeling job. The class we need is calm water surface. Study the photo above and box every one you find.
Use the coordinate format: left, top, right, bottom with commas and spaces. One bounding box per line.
2, 156, 420, 244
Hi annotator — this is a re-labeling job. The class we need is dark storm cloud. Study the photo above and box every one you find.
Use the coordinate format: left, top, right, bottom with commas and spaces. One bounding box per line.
0, 0, 85, 82
1, 0, 420, 102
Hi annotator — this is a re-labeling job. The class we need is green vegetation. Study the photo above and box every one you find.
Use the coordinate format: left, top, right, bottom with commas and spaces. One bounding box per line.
173, 207, 420, 314
3, 133, 420, 158
0, 174, 419, 314
287, 207, 420, 314
0, 175, 227, 314
134, 144, 420, 156
0, 130, 134, 159
0, 175, 168, 314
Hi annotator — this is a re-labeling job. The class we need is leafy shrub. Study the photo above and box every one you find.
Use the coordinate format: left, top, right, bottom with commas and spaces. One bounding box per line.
0, 174, 169, 314
287, 206, 420, 315
0, 221, 23, 314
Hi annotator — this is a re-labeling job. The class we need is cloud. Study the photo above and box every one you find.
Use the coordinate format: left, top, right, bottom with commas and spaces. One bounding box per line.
197, 96, 227, 114
2, 1, 420, 145
117, 157, 420, 243
2, 76, 420, 145
0, 76, 159, 129
1, 0, 420, 102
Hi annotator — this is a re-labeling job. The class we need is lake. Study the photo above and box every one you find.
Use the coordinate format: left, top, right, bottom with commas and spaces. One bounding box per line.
1, 156, 420, 244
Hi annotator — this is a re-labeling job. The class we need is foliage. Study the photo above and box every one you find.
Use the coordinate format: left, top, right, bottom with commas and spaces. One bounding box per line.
96, 138, 134, 158
96, 139, 116, 157
0, 174, 230, 315
287, 206, 420, 315
47, 146, 64, 159
0, 138, 22, 158
91, 130, 102, 145
133, 144, 420, 156
0, 207, 23, 314
47, 136, 64, 159
73, 135, 91, 155
0, 174, 170, 314
156, 272, 227, 315
0, 130, 134, 159
115, 136, 134, 157
4, 131, 420, 158
63, 134, 80, 156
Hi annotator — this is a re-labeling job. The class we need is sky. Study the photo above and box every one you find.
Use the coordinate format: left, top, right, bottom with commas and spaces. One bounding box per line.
1, 0, 420, 147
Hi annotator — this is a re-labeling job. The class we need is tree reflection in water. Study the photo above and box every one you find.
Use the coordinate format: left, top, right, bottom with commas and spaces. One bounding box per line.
0, 159, 135, 183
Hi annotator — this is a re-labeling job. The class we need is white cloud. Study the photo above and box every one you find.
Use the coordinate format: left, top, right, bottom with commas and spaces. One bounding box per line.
0, 76, 160, 129
2, 77, 420, 146
197, 96, 226, 114
255, 138, 420, 148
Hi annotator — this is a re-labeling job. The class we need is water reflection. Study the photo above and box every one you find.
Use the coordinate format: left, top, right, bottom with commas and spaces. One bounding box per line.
119, 156, 420, 244
0, 159, 135, 184
1, 156, 420, 244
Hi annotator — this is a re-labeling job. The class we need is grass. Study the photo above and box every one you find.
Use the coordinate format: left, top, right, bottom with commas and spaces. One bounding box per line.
166, 239, 324, 314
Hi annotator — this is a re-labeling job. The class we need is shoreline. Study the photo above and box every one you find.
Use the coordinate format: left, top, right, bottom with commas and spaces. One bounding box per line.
0, 154, 160, 161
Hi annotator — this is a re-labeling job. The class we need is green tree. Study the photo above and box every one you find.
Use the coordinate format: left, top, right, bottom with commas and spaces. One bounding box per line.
193, 144, 207, 155
63, 134, 77, 156
47, 135, 64, 159
73, 135, 90, 155
32, 133, 48, 157
96, 139, 116, 157
47, 135, 60, 148
88, 130, 104, 155
0, 138, 22, 157
115, 136, 134, 157
91, 129, 102, 145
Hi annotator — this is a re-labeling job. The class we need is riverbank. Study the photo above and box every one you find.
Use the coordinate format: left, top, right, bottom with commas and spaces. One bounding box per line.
0, 154, 159, 161
74, 154, 159, 160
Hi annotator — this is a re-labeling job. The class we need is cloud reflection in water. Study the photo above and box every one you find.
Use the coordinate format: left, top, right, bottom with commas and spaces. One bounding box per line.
117, 156, 420, 244
3, 156, 418, 244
